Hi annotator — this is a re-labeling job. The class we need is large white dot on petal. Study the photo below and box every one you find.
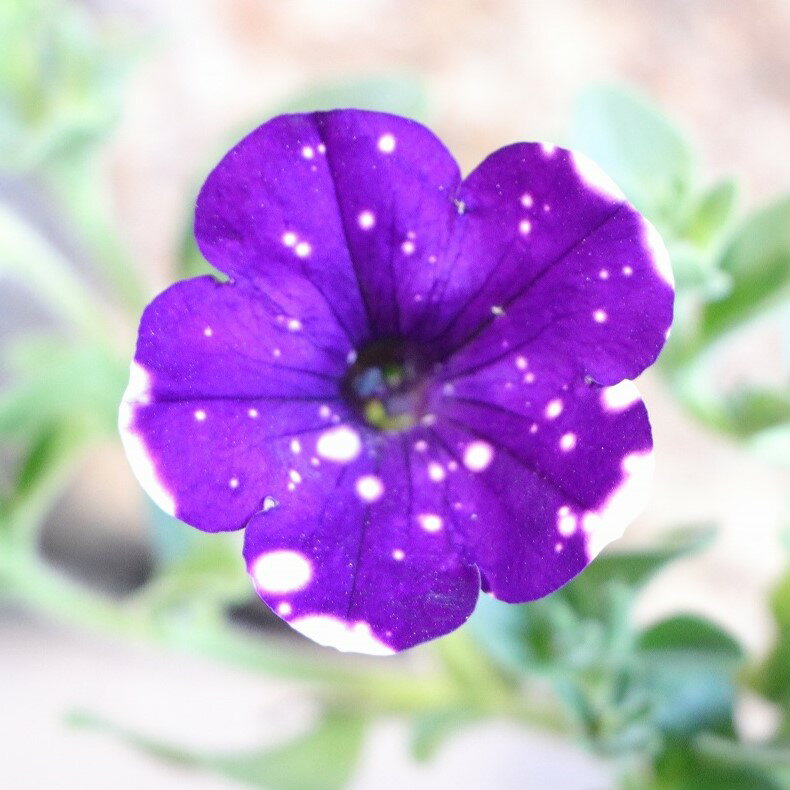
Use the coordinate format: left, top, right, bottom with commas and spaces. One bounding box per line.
392, 548, 405, 561
355, 474, 384, 502
428, 462, 446, 482
229, 477, 240, 489
602, 380, 641, 413
289, 469, 302, 484
560, 432, 577, 451
583, 450, 655, 559
520, 192, 534, 208
282, 231, 297, 247
558, 510, 577, 536
248, 408, 259, 419
642, 218, 674, 287
593, 309, 607, 323
118, 364, 176, 517
316, 425, 362, 462
277, 602, 293, 616
519, 219, 532, 235
463, 440, 494, 472
301, 145, 314, 159
194, 409, 207, 421
251, 550, 313, 593
377, 133, 396, 153
545, 399, 563, 419
358, 210, 376, 230
287, 318, 302, 332
295, 241, 311, 257
290, 615, 394, 655
418, 513, 443, 532
401, 240, 415, 255
203, 326, 213, 337
571, 150, 626, 201
515, 355, 528, 370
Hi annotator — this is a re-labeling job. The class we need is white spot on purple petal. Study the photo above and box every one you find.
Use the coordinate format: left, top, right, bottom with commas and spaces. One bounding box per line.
418, 513, 443, 532
593, 309, 607, 323
599, 269, 609, 280
289, 469, 302, 485
290, 438, 301, 454
401, 239, 415, 255
316, 425, 362, 462
622, 265, 633, 276
277, 602, 293, 616
229, 477, 239, 489
560, 432, 577, 451
251, 550, 312, 593
358, 210, 376, 230
295, 241, 311, 258
463, 441, 494, 472
355, 474, 384, 502
519, 219, 532, 235
377, 133, 396, 153
301, 145, 314, 159
545, 399, 563, 419
520, 192, 533, 208
428, 462, 446, 482
248, 408, 259, 419
203, 326, 213, 337
282, 231, 297, 247
194, 409, 207, 422
392, 548, 405, 561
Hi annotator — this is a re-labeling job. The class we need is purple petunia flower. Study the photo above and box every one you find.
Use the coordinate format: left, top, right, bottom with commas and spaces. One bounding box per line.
120, 110, 673, 655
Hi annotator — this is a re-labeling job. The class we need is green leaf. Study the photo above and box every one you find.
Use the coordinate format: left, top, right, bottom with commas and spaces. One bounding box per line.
700, 196, 790, 343
651, 738, 785, 790
636, 615, 743, 659
0, 337, 126, 439
636, 614, 743, 736
71, 710, 366, 790
682, 179, 740, 250
569, 85, 696, 228
409, 708, 478, 762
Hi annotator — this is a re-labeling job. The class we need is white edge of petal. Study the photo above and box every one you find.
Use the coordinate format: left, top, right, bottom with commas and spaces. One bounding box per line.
289, 615, 395, 656
570, 150, 627, 203
118, 361, 177, 517
641, 215, 675, 288
601, 379, 642, 413
582, 449, 654, 560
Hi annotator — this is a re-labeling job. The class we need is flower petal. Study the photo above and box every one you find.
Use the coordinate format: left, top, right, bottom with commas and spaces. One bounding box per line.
120, 275, 358, 532
429, 357, 653, 601
243, 435, 479, 654
195, 110, 462, 343
435, 144, 673, 385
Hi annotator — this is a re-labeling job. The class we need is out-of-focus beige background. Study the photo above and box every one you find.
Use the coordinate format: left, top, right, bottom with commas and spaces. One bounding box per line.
2, 1, 789, 787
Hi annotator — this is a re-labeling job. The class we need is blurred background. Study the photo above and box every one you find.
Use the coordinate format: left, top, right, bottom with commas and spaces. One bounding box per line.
1, 1, 789, 788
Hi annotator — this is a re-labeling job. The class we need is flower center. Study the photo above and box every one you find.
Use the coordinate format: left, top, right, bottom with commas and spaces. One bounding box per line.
342, 339, 433, 433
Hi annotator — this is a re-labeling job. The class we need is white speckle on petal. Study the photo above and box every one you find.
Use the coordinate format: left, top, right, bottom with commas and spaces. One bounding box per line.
251, 550, 312, 593
529, 422, 538, 434
463, 441, 494, 472
519, 219, 532, 235
203, 326, 213, 337
401, 240, 415, 255
316, 425, 362, 462
290, 438, 301, 454
560, 432, 577, 451
414, 440, 428, 452
555, 542, 563, 553
418, 513, 443, 532
289, 469, 302, 484
524, 371, 536, 384
599, 269, 609, 280
491, 305, 505, 316
319, 405, 331, 419
248, 408, 259, 418
282, 231, 297, 247
277, 602, 293, 616
194, 409, 207, 422
602, 380, 641, 413
295, 241, 311, 257
229, 477, 240, 489
584, 451, 654, 559
545, 399, 563, 419
392, 548, 405, 561
262, 495, 279, 512
593, 309, 607, 323
622, 264, 633, 276
358, 210, 376, 230
289, 615, 394, 655
273, 348, 282, 358
317, 143, 326, 154
515, 355, 528, 370
558, 505, 577, 535
520, 192, 533, 208
301, 145, 314, 159
355, 474, 384, 502
377, 133, 396, 153
428, 462, 446, 482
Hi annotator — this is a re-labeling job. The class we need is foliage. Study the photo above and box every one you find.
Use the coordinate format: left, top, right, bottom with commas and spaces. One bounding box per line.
0, 6, 788, 787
